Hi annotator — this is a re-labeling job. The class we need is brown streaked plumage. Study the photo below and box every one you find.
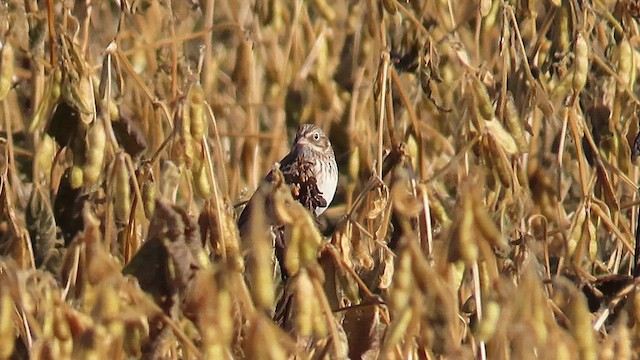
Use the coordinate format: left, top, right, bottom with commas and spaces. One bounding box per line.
237, 124, 338, 238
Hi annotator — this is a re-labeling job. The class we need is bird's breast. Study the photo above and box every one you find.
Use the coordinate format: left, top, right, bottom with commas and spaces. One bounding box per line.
314, 158, 338, 216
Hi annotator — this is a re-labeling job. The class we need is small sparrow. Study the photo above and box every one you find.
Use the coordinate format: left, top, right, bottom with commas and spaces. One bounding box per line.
237, 124, 338, 237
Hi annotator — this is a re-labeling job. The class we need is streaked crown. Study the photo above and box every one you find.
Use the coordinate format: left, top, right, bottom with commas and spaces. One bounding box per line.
293, 124, 333, 156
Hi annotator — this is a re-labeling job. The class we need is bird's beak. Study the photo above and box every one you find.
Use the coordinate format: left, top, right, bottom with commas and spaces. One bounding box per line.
295, 136, 309, 147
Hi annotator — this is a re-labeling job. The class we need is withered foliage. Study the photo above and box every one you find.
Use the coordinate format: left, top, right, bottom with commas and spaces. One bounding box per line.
3, 0, 640, 359
282, 157, 327, 213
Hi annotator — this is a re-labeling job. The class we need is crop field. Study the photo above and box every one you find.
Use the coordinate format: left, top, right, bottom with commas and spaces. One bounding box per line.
0, 0, 640, 359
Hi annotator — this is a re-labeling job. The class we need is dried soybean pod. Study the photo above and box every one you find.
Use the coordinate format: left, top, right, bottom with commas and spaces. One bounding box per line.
141, 171, 156, 218
348, 145, 360, 180
469, 74, 494, 121
84, 120, 106, 186
181, 106, 195, 168
487, 134, 513, 188
295, 271, 314, 337
428, 189, 451, 225
458, 195, 478, 263
73, 75, 95, 119
231, 37, 253, 90
618, 130, 632, 174
37, 134, 56, 179
618, 38, 634, 90
246, 190, 275, 310
298, 222, 323, 269
311, 296, 328, 338
572, 31, 589, 94
189, 83, 206, 140
285, 224, 301, 275
567, 207, 587, 257
473, 199, 507, 251
554, 3, 571, 58
114, 156, 131, 223
171, 102, 194, 167
567, 290, 597, 360
194, 160, 212, 199
504, 93, 527, 152
0, 42, 14, 100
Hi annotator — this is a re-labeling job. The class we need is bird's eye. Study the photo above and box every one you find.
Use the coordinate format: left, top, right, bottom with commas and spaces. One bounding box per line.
313, 132, 320, 141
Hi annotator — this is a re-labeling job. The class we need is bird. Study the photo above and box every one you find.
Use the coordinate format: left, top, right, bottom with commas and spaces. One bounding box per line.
236, 124, 337, 326
237, 123, 338, 236
236, 124, 338, 286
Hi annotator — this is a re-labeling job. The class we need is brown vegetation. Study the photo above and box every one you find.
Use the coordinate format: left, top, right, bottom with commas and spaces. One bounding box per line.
0, 0, 640, 359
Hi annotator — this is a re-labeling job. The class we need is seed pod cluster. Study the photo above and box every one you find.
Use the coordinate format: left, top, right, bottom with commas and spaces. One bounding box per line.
268, 172, 324, 276
171, 83, 212, 200
449, 177, 508, 264
282, 213, 322, 276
